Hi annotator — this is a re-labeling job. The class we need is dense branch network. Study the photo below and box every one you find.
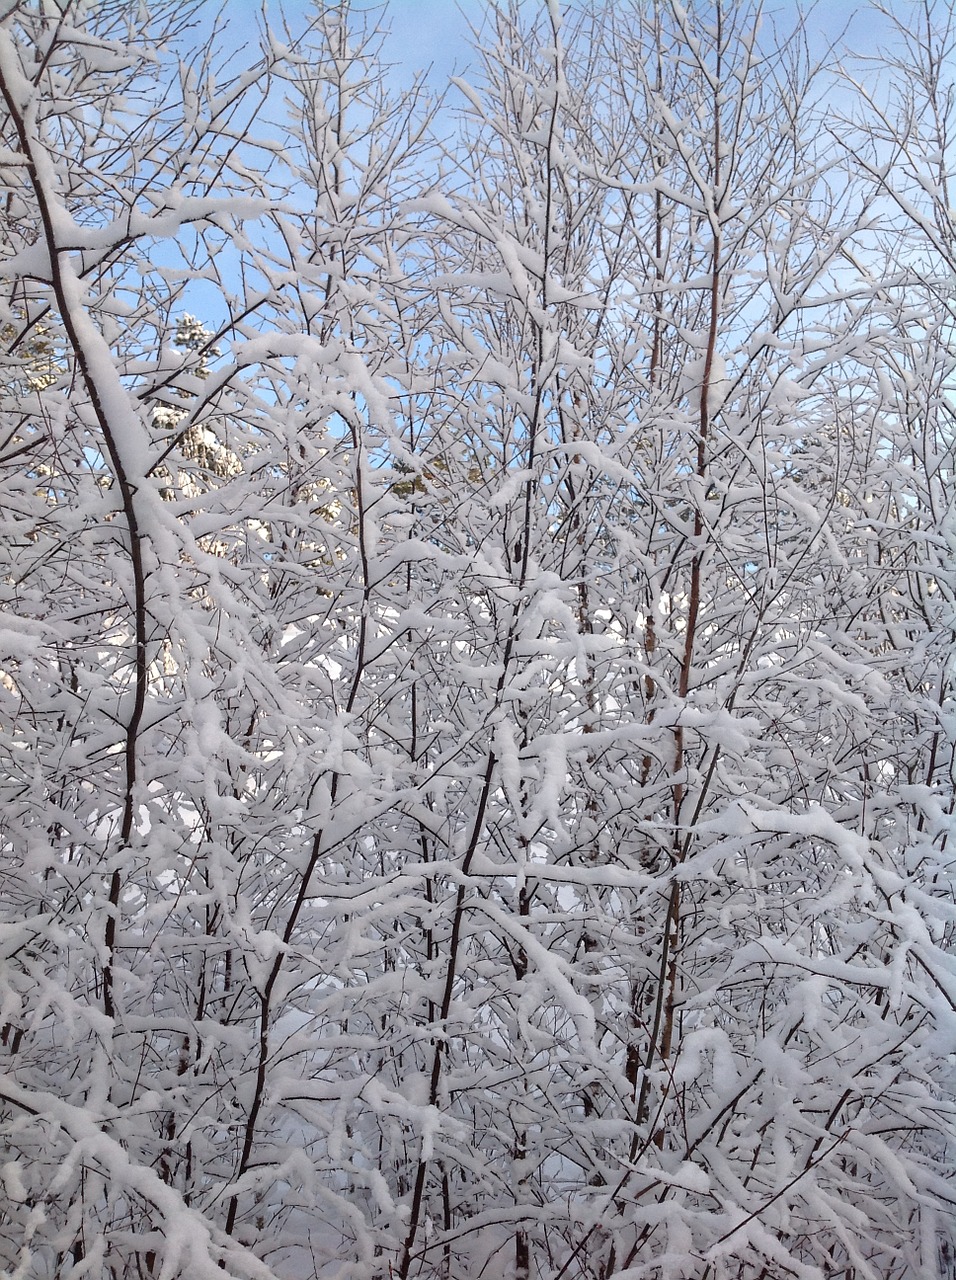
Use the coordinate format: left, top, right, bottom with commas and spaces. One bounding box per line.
0, 2, 953, 1279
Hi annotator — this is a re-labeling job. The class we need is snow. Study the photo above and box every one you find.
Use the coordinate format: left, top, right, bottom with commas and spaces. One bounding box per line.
1, 4, 952, 1278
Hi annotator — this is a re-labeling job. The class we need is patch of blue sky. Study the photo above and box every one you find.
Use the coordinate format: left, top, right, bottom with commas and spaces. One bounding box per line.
136, 0, 913, 432
213, 0, 482, 88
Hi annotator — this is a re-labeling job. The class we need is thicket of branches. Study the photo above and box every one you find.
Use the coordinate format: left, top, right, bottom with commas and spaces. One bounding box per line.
0, 1, 953, 1277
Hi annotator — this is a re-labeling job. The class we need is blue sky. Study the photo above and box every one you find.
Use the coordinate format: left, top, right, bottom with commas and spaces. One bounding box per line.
205, 1, 917, 97
215, 0, 483, 85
